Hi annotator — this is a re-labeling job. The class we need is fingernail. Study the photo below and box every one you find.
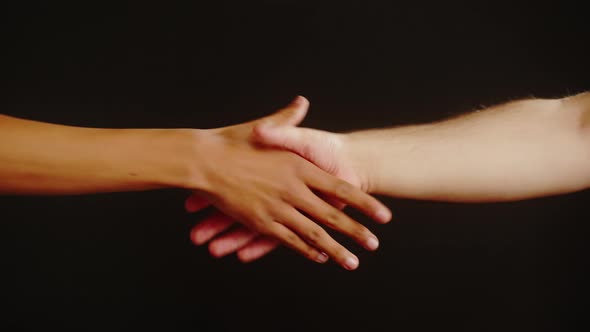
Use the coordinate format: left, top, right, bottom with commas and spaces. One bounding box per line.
366, 236, 379, 251
344, 256, 359, 270
316, 252, 329, 263
192, 230, 210, 246
191, 232, 203, 245
376, 209, 392, 223
291, 96, 305, 106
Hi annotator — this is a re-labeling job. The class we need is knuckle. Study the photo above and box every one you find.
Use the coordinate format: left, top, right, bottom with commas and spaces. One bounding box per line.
280, 182, 300, 200
307, 229, 322, 244
304, 228, 325, 245
334, 181, 353, 197
354, 224, 371, 240
252, 219, 274, 236
283, 231, 299, 245
324, 210, 343, 227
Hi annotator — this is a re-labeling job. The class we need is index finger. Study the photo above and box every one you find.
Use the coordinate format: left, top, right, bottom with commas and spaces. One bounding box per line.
304, 167, 392, 224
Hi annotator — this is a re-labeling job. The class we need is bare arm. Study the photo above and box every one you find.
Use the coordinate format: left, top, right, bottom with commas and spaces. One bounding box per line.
191, 92, 590, 262
346, 93, 590, 201
0, 114, 193, 194
0, 101, 391, 270
257, 92, 590, 202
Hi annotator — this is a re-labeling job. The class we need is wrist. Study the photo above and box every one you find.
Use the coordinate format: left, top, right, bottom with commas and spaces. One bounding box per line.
160, 128, 219, 191
340, 132, 375, 193
106, 128, 206, 191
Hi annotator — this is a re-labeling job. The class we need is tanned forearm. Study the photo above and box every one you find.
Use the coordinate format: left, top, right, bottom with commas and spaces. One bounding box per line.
0, 114, 195, 194
0, 104, 392, 269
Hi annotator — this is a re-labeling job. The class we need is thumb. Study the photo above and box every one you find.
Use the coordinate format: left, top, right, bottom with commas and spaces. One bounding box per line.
253, 125, 340, 182
257, 95, 309, 128
253, 125, 319, 162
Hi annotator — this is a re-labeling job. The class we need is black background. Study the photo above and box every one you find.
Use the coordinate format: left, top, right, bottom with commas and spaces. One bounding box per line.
1, 1, 589, 331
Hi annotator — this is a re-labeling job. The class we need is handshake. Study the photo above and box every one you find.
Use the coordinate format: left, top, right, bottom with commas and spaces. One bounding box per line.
184, 96, 392, 271
2, 92, 589, 270
182, 92, 590, 270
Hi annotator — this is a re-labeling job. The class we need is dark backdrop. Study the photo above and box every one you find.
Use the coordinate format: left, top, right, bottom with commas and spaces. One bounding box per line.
1, 1, 589, 331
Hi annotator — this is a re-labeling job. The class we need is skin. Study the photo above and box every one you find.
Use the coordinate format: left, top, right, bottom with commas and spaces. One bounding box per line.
189, 91, 590, 262
0, 98, 392, 270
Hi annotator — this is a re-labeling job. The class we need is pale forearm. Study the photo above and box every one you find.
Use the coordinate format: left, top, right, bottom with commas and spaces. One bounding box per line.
347, 93, 590, 202
0, 115, 196, 195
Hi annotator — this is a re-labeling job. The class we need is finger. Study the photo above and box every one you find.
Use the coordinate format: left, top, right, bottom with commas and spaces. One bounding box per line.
244, 96, 309, 133
321, 193, 347, 210
278, 208, 359, 270
253, 125, 338, 177
185, 194, 211, 213
253, 125, 329, 164
295, 189, 380, 252
253, 124, 305, 152
306, 169, 392, 224
237, 237, 281, 263
263, 222, 330, 265
208, 227, 259, 258
256, 96, 309, 128
190, 211, 235, 245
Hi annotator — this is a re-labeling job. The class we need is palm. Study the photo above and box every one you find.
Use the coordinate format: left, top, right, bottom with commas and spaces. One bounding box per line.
186, 97, 364, 262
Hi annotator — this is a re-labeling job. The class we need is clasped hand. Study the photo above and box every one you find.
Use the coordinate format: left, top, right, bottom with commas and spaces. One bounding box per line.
185, 97, 391, 270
